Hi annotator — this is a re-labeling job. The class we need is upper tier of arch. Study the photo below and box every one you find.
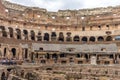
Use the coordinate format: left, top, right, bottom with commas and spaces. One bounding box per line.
2, 0, 120, 15
0, 0, 120, 27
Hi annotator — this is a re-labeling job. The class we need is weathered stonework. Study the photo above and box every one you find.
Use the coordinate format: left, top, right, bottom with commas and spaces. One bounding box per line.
0, 0, 120, 80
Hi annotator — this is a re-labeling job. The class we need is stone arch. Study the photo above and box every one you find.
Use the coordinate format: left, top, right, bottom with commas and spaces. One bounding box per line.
31, 52, 34, 61
23, 29, 28, 40
0, 26, 7, 37
2, 30, 7, 37
66, 32, 72, 42
76, 54, 81, 58
30, 30, 35, 40
46, 53, 50, 59
52, 53, 58, 59
51, 32, 56, 37
35, 53, 38, 58
84, 54, 89, 59
60, 53, 65, 58
81, 36, 88, 42
16, 28, 21, 39
41, 60, 46, 64
11, 48, 16, 58
37, 32, 42, 41
89, 36, 95, 42
1, 72, 6, 80
73, 35, 80, 42
8, 27, 14, 38
25, 48, 28, 59
44, 33, 49, 41
51, 32, 57, 41
106, 36, 112, 41
4, 48, 6, 57
58, 32, 64, 42
98, 36, 104, 41
52, 53, 58, 63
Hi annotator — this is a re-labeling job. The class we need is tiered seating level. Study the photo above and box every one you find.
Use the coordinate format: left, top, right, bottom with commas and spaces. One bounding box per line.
7, 64, 120, 80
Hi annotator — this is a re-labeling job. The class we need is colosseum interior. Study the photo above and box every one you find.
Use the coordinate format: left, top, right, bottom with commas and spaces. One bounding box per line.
1, 0, 120, 80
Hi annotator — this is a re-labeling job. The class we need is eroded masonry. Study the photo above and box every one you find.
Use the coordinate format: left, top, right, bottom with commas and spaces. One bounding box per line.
0, 0, 120, 80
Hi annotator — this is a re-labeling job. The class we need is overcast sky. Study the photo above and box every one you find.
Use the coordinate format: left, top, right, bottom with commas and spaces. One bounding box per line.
6, 0, 120, 11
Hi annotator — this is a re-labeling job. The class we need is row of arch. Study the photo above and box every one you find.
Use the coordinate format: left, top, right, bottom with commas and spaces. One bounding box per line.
43, 34, 113, 42
3, 48, 16, 58
0, 26, 118, 42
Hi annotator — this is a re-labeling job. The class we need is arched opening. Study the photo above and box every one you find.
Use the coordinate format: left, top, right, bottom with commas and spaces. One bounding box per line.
52, 53, 58, 63
76, 54, 80, 58
82, 37, 87, 42
106, 36, 112, 41
8, 27, 14, 38
69, 57, 74, 63
31, 53, 34, 61
52, 54, 58, 59
11, 48, 16, 58
25, 49, 28, 59
115, 36, 120, 41
58, 32, 64, 42
1, 72, 6, 80
46, 53, 50, 59
2, 30, 7, 37
7, 68, 12, 72
37, 32, 42, 41
35, 53, 38, 58
23, 30, 28, 40
44, 33, 49, 41
98, 36, 104, 41
85, 54, 89, 60
4, 48, 6, 57
39, 47, 43, 50
98, 25, 101, 30
89, 36, 95, 42
73, 36, 80, 42
109, 54, 113, 59
51, 32, 57, 41
0, 26, 7, 37
60, 53, 65, 58
16, 29, 21, 39
66, 32, 72, 42
30, 30, 35, 40
41, 60, 46, 64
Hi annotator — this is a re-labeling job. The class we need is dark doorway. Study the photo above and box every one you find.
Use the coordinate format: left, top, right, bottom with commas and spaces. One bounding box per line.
44, 33, 49, 41
11, 48, 16, 58
82, 37, 87, 42
4, 48, 6, 57
1, 72, 6, 80
74, 36, 80, 42
25, 49, 28, 59
98, 36, 104, 41
89, 36, 95, 42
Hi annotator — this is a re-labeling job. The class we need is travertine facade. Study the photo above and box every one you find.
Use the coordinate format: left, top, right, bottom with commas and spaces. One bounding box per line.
0, 0, 120, 80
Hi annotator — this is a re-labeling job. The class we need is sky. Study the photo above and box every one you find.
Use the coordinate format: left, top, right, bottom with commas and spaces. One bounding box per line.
6, 0, 120, 11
